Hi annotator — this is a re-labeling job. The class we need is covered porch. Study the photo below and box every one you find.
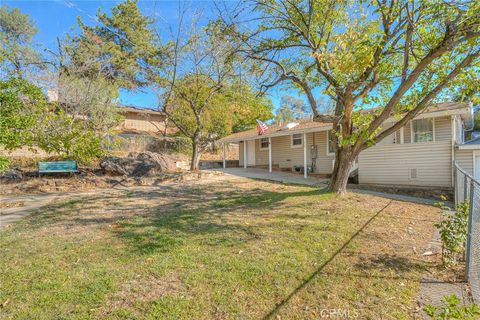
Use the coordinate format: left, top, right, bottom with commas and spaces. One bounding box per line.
218, 119, 337, 180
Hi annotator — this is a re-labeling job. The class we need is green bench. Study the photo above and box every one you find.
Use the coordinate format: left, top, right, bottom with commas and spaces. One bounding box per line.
38, 160, 79, 177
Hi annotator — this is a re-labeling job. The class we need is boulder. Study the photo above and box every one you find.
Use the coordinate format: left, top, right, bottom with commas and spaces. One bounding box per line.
1, 169, 23, 180
100, 156, 132, 176
135, 151, 178, 173
100, 152, 181, 177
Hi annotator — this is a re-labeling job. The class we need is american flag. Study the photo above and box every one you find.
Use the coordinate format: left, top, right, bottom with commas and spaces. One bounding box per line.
256, 119, 268, 135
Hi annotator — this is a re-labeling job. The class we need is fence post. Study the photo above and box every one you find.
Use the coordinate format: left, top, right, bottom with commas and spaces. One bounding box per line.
454, 165, 458, 206
466, 178, 475, 282
465, 175, 469, 202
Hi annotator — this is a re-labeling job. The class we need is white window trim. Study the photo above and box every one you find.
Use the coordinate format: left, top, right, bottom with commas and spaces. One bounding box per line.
410, 117, 435, 143
291, 133, 303, 148
326, 130, 335, 156
259, 138, 269, 151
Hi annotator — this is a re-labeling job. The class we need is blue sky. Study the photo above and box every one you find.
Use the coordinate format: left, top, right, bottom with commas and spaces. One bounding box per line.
4, 0, 290, 111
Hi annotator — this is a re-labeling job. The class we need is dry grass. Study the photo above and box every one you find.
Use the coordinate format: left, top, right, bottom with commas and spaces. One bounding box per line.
0, 177, 442, 319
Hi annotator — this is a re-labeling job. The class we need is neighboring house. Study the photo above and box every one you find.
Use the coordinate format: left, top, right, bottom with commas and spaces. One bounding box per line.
117, 106, 171, 135
219, 102, 475, 188
47, 90, 172, 135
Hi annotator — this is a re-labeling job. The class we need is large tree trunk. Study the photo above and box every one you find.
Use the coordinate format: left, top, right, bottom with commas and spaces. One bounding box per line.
190, 137, 202, 171
328, 148, 356, 195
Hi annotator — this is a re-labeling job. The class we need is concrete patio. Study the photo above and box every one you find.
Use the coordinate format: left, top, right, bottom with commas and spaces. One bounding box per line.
209, 167, 329, 187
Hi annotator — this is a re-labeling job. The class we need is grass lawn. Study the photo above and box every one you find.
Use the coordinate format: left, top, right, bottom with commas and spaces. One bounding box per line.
0, 177, 441, 319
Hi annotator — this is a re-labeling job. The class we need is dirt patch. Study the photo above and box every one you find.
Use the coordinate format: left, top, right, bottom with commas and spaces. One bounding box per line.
0, 170, 224, 196
0, 201, 24, 210
351, 183, 453, 202
101, 273, 185, 316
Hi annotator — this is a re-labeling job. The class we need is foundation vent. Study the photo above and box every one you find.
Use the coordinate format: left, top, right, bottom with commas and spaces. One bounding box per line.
409, 168, 417, 180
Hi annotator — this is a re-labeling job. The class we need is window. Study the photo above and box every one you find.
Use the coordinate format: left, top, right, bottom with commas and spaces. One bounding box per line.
327, 130, 335, 155
412, 118, 434, 143
260, 138, 269, 150
291, 133, 303, 147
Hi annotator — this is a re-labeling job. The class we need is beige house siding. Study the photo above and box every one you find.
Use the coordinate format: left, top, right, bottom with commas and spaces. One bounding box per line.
358, 116, 453, 187
238, 115, 461, 187
314, 131, 335, 174
392, 116, 451, 144
404, 123, 412, 143
435, 116, 452, 141
239, 131, 334, 173
456, 149, 474, 176
118, 112, 166, 133
358, 141, 452, 187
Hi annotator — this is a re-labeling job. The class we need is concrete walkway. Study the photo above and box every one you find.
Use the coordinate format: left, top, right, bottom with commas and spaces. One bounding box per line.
211, 168, 442, 206
211, 167, 330, 187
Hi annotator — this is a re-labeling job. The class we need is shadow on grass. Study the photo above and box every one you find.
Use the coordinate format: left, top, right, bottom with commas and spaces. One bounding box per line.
354, 253, 429, 273
16, 181, 332, 257
112, 187, 330, 255
261, 200, 394, 319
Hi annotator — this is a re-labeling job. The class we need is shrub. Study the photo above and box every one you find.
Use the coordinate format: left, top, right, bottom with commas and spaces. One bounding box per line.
424, 295, 480, 319
0, 155, 10, 173
435, 201, 469, 267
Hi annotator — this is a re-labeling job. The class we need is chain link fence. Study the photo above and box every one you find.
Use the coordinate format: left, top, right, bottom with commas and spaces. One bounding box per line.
454, 162, 480, 301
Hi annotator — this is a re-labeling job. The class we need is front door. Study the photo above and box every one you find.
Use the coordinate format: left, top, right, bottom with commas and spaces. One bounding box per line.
247, 140, 256, 166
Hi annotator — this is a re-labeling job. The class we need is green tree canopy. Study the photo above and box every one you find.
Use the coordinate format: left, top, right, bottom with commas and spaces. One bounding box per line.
0, 6, 43, 79
73, 0, 162, 89
0, 78, 107, 167
220, 0, 480, 193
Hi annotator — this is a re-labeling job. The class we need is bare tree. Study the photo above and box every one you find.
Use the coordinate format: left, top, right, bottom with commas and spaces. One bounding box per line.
154, 7, 264, 170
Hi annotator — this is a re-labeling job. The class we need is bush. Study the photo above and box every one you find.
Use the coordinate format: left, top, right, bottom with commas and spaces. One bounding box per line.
0, 155, 10, 173
435, 201, 469, 267
424, 295, 480, 319
1, 78, 112, 165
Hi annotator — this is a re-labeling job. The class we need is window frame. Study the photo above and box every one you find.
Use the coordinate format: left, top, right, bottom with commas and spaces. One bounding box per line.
290, 133, 303, 148
259, 137, 269, 150
326, 130, 335, 156
410, 118, 435, 143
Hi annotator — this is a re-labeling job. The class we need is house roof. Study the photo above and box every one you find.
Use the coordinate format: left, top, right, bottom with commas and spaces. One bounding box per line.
219, 102, 473, 143
119, 105, 166, 116
464, 137, 480, 145
219, 118, 333, 143
457, 135, 480, 150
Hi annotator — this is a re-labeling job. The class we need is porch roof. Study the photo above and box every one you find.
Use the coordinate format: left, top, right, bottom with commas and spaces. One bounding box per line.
219, 118, 333, 143
219, 102, 473, 144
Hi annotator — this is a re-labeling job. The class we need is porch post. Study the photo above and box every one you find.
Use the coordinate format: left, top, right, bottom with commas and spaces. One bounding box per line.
303, 132, 307, 179
222, 142, 226, 169
243, 140, 247, 169
400, 127, 404, 144
268, 137, 272, 173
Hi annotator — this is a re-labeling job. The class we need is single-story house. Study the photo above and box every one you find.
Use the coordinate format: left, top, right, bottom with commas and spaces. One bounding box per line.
218, 102, 478, 188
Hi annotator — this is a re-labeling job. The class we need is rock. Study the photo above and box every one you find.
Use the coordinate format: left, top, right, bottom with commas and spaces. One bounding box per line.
175, 160, 190, 171
100, 151, 181, 177
1, 169, 23, 180
134, 151, 177, 176
100, 156, 133, 176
